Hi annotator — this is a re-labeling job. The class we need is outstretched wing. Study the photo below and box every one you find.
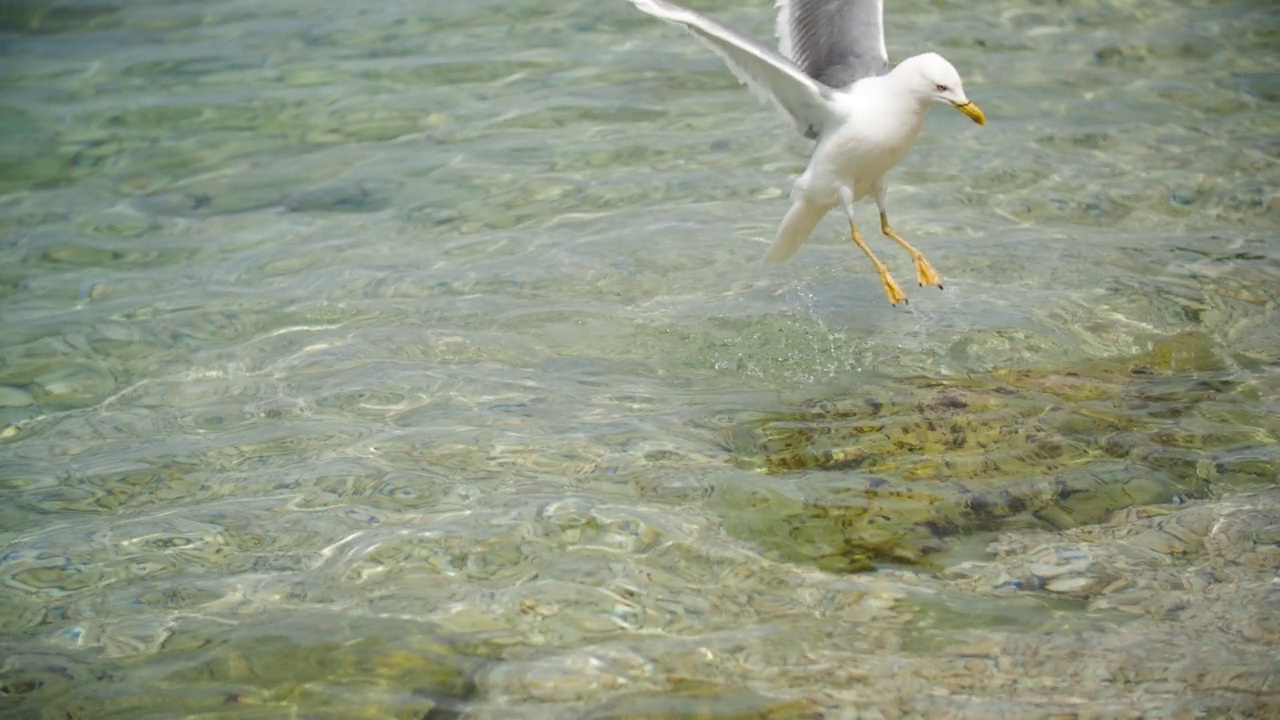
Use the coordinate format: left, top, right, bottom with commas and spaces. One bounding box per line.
630, 0, 838, 139
776, 0, 889, 89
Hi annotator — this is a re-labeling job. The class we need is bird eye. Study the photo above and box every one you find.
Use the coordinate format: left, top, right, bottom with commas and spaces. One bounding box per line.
935, 83, 949, 93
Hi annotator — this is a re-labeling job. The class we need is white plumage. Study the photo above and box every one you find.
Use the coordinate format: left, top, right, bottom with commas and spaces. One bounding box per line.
629, 0, 986, 305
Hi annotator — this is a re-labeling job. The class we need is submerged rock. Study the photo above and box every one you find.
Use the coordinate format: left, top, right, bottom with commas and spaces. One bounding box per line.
714, 332, 1277, 572
950, 488, 1280, 612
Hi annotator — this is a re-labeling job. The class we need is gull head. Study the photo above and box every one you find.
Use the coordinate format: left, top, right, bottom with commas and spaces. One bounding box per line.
901, 53, 985, 126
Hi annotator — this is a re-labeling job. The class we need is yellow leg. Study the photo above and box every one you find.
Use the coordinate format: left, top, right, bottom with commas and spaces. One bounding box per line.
849, 219, 908, 306
880, 212, 943, 289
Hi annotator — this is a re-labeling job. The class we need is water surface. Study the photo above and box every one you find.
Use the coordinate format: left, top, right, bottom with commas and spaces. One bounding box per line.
1, 0, 1278, 717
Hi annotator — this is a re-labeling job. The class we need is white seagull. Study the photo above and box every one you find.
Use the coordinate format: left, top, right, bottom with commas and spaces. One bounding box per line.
628, 0, 986, 305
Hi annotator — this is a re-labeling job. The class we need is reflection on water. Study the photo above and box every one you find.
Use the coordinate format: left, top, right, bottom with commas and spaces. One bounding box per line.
1, 0, 1277, 716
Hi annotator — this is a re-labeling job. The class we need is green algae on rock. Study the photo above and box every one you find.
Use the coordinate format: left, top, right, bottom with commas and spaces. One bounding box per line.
716, 332, 1278, 573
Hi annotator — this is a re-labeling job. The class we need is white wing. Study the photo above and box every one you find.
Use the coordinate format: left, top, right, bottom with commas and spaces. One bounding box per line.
630, 0, 838, 139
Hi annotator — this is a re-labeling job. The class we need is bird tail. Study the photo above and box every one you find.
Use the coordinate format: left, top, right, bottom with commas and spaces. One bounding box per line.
762, 199, 827, 263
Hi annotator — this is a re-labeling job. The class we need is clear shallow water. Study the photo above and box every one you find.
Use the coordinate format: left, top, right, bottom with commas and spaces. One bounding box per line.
1, 0, 1278, 717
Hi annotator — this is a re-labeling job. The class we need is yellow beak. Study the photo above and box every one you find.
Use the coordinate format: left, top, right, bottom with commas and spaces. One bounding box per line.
953, 100, 986, 125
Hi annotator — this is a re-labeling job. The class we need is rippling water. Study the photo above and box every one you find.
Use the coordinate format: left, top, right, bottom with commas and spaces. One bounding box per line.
2, 0, 1278, 717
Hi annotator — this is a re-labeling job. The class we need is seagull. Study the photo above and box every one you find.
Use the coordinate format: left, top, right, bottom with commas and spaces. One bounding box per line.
627, 0, 986, 306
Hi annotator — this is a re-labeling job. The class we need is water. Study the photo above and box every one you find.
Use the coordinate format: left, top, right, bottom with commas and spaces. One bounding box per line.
1, 0, 1277, 716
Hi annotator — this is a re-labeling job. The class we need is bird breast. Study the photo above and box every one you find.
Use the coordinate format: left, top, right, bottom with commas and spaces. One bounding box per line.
818, 91, 927, 200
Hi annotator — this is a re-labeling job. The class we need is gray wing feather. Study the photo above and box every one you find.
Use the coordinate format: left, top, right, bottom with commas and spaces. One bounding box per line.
630, 0, 837, 139
776, 0, 889, 89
